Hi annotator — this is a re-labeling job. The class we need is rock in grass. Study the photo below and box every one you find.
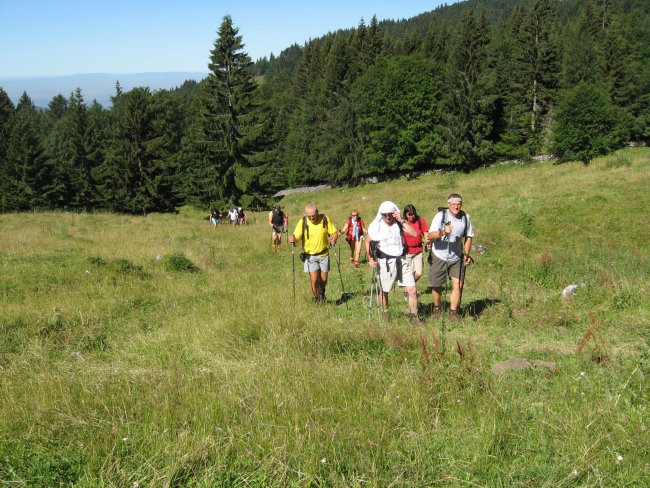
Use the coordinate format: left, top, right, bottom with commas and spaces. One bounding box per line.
490, 357, 531, 374
490, 357, 557, 374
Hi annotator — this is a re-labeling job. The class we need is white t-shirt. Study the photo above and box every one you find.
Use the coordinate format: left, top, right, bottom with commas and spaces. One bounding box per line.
368, 220, 404, 257
429, 209, 474, 262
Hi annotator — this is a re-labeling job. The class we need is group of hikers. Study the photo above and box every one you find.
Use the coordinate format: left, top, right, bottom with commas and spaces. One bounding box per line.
280, 194, 474, 325
210, 207, 247, 227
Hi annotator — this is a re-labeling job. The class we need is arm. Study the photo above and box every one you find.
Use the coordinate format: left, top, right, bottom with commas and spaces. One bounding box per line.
463, 237, 473, 265
400, 219, 418, 238
268, 212, 273, 227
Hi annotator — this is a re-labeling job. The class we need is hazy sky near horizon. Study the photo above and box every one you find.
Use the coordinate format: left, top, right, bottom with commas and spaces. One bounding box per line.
1, 0, 448, 78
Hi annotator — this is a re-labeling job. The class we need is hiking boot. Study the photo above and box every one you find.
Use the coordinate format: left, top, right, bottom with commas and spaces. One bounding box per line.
449, 309, 462, 322
408, 313, 422, 326
431, 306, 441, 320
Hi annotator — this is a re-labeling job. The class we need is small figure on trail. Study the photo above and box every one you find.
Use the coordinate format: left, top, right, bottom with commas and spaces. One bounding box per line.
367, 201, 421, 324
339, 209, 366, 267
403, 204, 429, 282
426, 194, 474, 321
210, 208, 221, 228
237, 207, 246, 225
229, 207, 238, 225
289, 204, 339, 303
269, 205, 288, 251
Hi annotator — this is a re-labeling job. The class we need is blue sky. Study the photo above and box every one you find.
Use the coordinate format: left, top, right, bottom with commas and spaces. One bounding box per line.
0, 0, 450, 78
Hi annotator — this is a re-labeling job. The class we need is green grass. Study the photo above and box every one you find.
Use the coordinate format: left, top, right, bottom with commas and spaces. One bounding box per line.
1, 149, 648, 486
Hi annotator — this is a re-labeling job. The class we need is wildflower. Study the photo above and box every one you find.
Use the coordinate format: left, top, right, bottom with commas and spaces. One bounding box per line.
321, 458, 327, 464
122, 437, 128, 442
571, 469, 578, 477
580, 371, 586, 377
616, 454, 623, 463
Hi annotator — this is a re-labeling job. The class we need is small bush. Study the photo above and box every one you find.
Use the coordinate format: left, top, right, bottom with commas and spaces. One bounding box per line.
163, 254, 199, 273
608, 149, 633, 168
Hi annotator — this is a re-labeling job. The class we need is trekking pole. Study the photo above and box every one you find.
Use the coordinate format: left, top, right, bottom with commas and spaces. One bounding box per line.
291, 243, 296, 306
335, 240, 348, 310
368, 263, 381, 319
458, 253, 473, 314
458, 253, 466, 314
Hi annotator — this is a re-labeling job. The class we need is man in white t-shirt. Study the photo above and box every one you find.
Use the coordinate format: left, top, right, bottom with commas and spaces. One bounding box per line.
427, 194, 474, 321
367, 201, 421, 324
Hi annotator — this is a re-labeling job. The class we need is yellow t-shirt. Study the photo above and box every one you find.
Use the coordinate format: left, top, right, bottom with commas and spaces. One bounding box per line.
293, 215, 337, 256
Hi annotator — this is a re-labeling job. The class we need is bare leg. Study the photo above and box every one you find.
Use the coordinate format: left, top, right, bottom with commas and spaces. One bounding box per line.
450, 278, 463, 312
405, 285, 418, 314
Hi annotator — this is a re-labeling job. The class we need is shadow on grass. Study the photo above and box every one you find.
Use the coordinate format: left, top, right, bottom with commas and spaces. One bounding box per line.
463, 298, 501, 318
415, 298, 501, 318
334, 292, 356, 306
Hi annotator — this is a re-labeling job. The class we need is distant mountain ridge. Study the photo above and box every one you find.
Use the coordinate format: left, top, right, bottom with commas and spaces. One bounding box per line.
0, 72, 208, 108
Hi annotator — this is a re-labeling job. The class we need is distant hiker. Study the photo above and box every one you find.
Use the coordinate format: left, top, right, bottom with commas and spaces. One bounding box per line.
289, 204, 339, 303
229, 208, 238, 225
367, 201, 421, 324
237, 207, 246, 225
210, 208, 221, 228
426, 194, 474, 321
339, 209, 366, 267
403, 204, 429, 282
269, 205, 288, 251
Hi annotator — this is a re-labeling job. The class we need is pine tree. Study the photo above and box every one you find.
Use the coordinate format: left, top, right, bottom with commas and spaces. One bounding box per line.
187, 15, 272, 207
510, 0, 560, 151
552, 81, 629, 164
48, 94, 68, 121
2, 92, 46, 210
442, 11, 495, 166
292, 40, 322, 101
421, 17, 450, 63
0, 88, 14, 165
363, 15, 383, 64
99, 87, 175, 214
562, 0, 603, 85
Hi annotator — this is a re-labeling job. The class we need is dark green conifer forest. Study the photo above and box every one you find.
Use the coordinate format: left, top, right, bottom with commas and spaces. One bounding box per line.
0, 0, 648, 213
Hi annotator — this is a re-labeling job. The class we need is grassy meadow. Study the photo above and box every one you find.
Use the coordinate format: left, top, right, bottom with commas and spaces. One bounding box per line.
1, 149, 648, 487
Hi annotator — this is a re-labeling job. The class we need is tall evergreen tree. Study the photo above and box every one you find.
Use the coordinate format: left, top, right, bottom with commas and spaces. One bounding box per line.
509, 0, 560, 151
0, 88, 14, 165
99, 87, 175, 214
562, 0, 603, 85
186, 15, 271, 207
1, 93, 46, 210
48, 94, 68, 121
442, 11, 495, 166
552, 81, 629, 164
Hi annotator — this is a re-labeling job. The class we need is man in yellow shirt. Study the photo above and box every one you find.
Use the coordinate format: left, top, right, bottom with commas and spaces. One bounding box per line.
289, 204, 339, 303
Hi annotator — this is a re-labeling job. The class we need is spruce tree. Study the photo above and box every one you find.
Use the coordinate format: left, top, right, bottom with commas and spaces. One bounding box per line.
2, 93, 46, 210
99, 87, 175, 214
442, 11, 495, 166
0, 88, 14, 165
187, 15, 271, 206
510, 0, 560, 151
552, 81, 629, 164
48, 94, 68, 121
